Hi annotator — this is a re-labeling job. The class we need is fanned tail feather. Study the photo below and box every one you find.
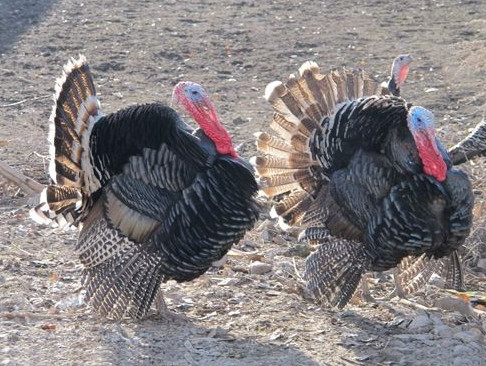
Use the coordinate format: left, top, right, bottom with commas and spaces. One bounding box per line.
270, 191, 314, 226
49, 55, 101, 187
30, 185, 83, 228
253, 62, 383, 227
304, 238, 370, 308
394, 251, 465, 296
32, 55, 102, 228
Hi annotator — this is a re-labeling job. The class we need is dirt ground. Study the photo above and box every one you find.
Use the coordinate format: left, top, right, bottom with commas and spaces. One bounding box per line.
1, 0, 486, 365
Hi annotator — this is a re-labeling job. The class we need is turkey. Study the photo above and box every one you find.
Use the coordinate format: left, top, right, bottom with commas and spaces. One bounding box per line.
380, 54, 413, 97
30, 55, 260, 319
253, 60, 474, 308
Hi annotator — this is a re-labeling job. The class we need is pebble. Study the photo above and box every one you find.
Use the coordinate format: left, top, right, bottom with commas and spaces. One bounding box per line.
454, 330, 484, 343
217, 278, 238, 286
440, 338, 459, 348
272, 235, 288, 246
261, 228, 276, 243
283, 243, 312, 258
454, 357, 484, 366
211, 255, 227, 267
452, 344, 473, 356
476, 258, 486, 271
249, 261, 272, 275
232, 116, 248, 125
434, 296, 476, 318
407, 314, 432, 330
434, 324, 456, 337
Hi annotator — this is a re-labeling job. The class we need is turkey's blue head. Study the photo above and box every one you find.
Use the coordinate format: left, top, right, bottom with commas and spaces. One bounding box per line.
407, 106, 447, 182
173, 81, 237, 158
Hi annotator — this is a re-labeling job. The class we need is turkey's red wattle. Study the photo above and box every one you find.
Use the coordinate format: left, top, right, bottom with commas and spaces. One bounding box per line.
397, 65, 410, 88
415, 132, 447, 182
185, 101, 237, 158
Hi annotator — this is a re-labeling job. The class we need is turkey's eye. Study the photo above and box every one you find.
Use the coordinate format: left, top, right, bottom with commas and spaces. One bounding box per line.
191, 90, 199, 95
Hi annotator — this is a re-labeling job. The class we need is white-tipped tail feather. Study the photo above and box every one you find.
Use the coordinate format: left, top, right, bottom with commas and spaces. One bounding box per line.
253, 61, 384, 227
34, 55, 102, 229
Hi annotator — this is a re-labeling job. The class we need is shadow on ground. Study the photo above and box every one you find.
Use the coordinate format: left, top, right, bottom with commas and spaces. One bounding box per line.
0, 0, 58, 55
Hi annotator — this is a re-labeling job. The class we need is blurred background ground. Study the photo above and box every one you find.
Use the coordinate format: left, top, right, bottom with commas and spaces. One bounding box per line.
0, 1, 485, 365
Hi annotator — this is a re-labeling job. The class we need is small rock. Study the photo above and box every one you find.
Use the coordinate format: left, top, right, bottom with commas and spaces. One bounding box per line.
93, 61, 125, 72
429, 314, 444, 326
476, 258, 486, 271
434, 296, 476, 318
40, 324, 56, 331
434, 324, 456, 337
454, 357, 483, 366
440, 338, 459, 348
255, 220, 276, 232
217, 278, 237, 286
428, 273, 445, 288
232, 116, 248, 125
211, 255, 227, 267
283, 227, 302, 238
274, 261, 295, 277
407, 314, 432, 330
54, 292, 86, 311
261, 228, 276, 243
452, 344, 473, 356
208, 326, 231, 339
249, 261, 272, 275
454, 329, 483, 343
272, 235, 288, 246
283, 243, 312, 258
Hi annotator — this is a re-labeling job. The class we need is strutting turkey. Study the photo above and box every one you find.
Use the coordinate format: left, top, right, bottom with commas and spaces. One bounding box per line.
30, 55, 260, 319
252, 60, 474, 308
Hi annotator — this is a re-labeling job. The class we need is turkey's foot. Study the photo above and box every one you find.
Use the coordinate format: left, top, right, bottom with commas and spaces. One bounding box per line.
151, 291, 190, 323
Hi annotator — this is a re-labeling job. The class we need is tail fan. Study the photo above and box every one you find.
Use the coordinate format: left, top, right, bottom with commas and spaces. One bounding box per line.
30, 185, 83, 228
448, 117, 486, 165
31, 55, 103, 228
253, 62, 384, 227
304, 237, 370, 308
394, 250, 465, 296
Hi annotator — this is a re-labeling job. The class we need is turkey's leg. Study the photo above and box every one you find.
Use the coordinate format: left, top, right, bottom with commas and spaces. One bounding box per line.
359, 273, 376, 303
153, 290, 188, 323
